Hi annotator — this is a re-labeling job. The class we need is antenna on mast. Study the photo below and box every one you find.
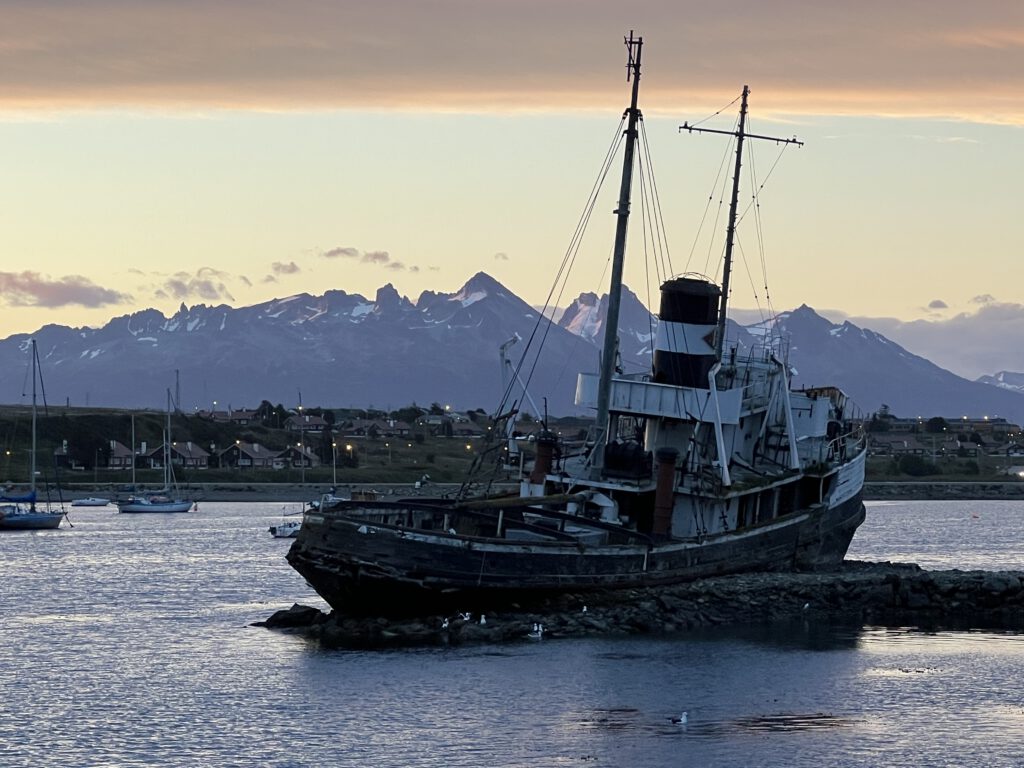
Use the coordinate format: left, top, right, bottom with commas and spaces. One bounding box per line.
680, 86, 803, 358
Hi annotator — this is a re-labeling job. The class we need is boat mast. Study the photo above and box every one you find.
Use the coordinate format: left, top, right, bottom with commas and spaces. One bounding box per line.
681, 86, 802, 358
165, 389, 172, 490
131, 413, 136, 488
592, 31, 643, 477
30, 340, 37, 498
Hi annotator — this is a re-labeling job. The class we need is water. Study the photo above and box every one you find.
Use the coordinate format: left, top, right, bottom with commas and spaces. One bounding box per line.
2, 500, 1023, 767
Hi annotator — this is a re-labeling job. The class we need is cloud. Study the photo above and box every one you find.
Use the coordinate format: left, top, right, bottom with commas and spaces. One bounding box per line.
971, 294, 995, 304
494, 252, 509, 261
409, 265, 420, 273
271, 261, 301, 275
386, 261, 405, 271
362, 250, 391, 264
321, 246, 360, 259
319, 246, 397, 267
847, 301, 1024, 380
154, 270, 235, 303
4, 2, 1024, 123
0, 271, 132, 308
928, 299, 948, 309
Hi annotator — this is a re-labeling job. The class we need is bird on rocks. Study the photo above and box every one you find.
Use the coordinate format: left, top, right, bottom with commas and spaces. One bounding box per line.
479, 614, 487, 625
669, 712, 688, 725
527, 623, 544, 640
441, 618, 449, 629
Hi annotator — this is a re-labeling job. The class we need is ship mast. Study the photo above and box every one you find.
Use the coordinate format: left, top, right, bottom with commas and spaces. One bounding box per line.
681, 86, 802, 358
30, 340, 37, 501
592, 31, 642, 477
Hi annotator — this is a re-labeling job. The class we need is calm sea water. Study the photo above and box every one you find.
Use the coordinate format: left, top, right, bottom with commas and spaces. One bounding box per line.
1, 499, 1022, 768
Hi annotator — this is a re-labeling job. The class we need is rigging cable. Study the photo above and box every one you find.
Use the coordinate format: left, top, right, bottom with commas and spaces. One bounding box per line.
492, 118, 626, 421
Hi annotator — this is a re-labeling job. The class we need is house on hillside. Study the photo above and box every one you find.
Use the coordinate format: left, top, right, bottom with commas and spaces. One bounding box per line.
284, 413, 328, 436
170, 441, 210, 469
229, 409, 257, 426
218, 441, 282, 470
342, 418, 413, 438
279, 444, 321, 468
108, 440, 135, 470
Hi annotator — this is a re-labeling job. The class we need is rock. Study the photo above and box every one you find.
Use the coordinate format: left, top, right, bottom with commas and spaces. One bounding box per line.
259, 562, 1024, 649
257, 603, 326, 629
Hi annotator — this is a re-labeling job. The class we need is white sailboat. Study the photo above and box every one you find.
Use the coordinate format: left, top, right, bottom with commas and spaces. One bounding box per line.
117, 390, 194, 513
0, 340, 66, 531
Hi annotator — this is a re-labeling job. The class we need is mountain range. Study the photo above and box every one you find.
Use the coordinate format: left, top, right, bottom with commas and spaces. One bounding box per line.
2, 272, 1023, 424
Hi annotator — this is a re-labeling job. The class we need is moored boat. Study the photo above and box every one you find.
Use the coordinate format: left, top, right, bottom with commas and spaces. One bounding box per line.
269, 520, 301, 539
117, 390, 195, 514
0, 340, 66, 532
71, 497, 112, 507
287, 34, 866, 616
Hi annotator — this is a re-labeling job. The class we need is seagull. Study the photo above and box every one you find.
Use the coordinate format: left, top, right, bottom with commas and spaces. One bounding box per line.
803, 602, 810, 611
670, 712, 688, 725
441, 618, 449, 629
582, 605, 588, 614
479, 614, 487, 625
527, 623, 544, 640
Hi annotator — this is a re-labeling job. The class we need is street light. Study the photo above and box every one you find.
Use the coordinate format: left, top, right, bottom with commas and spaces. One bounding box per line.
332, 441, 337, 486
385, 442, 392, 464
345, 444, 353, 465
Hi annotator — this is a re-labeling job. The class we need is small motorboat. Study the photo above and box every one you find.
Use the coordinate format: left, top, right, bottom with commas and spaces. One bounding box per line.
269, 520, 301, 539
71, 497, 111, 507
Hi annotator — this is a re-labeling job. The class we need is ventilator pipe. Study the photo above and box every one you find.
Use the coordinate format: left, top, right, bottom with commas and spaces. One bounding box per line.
653, 447, 679, 537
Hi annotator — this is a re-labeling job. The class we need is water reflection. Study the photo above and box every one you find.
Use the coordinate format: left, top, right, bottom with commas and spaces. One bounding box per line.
2, 501, 1023, 768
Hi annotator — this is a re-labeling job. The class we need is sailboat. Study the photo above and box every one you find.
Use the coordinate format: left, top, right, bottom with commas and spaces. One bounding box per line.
287, 34, 867, 616
117, 390, 194, 513
0, 340, 66, 531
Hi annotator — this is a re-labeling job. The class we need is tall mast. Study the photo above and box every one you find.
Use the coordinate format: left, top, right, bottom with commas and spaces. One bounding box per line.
681, 86, 802, 358
30, 340, 37, 496
592, 31, 643, 477
165, 388, 172, 489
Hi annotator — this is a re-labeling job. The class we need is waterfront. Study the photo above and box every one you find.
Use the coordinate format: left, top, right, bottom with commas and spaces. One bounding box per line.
1, 500, 1022, 767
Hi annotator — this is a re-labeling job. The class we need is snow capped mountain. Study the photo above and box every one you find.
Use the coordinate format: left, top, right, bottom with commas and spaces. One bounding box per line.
775, 306, 1024, 422
1, 274, 1022, 423
976, 371, 1024, 394
0, 272, 598, 414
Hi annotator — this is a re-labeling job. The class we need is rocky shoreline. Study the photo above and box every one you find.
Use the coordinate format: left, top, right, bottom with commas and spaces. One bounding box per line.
257, 561, 1024, 649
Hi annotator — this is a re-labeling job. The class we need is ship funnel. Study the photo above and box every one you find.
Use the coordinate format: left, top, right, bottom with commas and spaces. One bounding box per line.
652, 278, 721, 389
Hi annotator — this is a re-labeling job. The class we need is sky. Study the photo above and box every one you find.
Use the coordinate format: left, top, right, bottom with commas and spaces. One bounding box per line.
2, 0, 1023, 379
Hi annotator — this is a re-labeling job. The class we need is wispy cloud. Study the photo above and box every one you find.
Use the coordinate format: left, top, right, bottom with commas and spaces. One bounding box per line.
321, 246, 360, 259
4, 2, 1024, 123
928, 299, 948, 309
319, 245, 416, 271
494, 252, 509, 261
271, 261, 301, 275
0, 271, 132, 308
849, 300, 1024, 379
971, 294, 996, 304
154, 269, 235, 303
